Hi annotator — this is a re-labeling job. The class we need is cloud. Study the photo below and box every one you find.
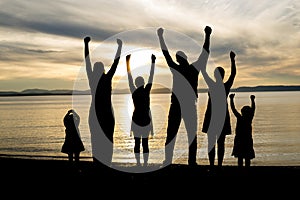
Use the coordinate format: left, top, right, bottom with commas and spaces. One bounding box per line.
0, 78, 74, 92
0, 0, 299, 90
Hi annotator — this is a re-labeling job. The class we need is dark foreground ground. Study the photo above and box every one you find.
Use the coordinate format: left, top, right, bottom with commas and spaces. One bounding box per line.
1, 156, 299, 196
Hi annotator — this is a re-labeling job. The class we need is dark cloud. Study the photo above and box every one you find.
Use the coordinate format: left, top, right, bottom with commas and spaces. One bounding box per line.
0, 42, 81, 65
0, 11, 117, 41
26, 49, 62, 54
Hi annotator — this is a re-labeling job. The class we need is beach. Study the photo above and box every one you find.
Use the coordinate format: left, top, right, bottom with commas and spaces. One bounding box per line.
1, 156, 299, 189
1, 156, 299, 200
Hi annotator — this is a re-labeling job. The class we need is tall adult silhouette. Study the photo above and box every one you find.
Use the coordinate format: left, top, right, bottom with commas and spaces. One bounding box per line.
84, 36, 123, 166
202, 51, 237, 168
157, 26, 212, 166
126, 54, 156, 166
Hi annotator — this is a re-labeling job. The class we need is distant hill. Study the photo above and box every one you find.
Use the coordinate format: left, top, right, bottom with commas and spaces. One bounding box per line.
0, 88, 88, 96
231, 85, 300, 92
0, 85, 299, 96
199, 85, 300, 93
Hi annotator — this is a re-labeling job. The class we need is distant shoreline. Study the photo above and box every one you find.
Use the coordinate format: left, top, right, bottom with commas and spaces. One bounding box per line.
0, 85, 300, 96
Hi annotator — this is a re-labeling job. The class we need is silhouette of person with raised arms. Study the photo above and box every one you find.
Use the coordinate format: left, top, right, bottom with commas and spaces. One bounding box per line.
84, 36, 123, 166
157, 26, 212, 166
126, 53, 156, 167
61, 109, 85, 166
202, 51, 237, 169
230, 93, 256, 168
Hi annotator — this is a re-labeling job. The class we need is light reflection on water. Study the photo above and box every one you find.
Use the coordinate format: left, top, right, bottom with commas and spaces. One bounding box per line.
0, 91, 299, 166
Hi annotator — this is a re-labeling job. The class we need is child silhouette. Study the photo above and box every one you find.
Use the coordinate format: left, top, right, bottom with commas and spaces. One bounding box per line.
229, 94, 256, 168
61, 109, 85, 164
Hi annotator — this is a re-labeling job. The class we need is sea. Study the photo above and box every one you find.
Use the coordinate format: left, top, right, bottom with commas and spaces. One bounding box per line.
0, 91, 299, 167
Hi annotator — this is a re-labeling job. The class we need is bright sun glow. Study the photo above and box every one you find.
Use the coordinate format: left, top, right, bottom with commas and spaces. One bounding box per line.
117, 49, 161, 77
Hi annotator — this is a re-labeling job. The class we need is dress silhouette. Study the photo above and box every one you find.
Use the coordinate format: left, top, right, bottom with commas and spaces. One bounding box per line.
201, 51, 237, 168
61, 109, 85, 164
126, 54, 156, 166
84, 36, 123, 166
230, 94, 256, 167
157, 26, 211, 166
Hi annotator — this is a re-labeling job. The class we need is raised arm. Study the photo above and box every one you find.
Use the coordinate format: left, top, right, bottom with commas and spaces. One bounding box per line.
250, 95, 256, 113
229, 93, 241, 117
64, 110, 70, 125
203, 26, 212, 53
107, 38, 123, 78
157, 28, 176, 68
225, 51, 237, 88
72, 109, 80, 127
147, 54, 156, 86
126, 54, 135, 94
84, 36, 92, 80
201, 65, 215, 88
192, 26, 211, 72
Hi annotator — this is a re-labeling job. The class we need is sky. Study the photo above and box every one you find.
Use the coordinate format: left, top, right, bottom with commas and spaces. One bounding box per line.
0, 0, 299, 92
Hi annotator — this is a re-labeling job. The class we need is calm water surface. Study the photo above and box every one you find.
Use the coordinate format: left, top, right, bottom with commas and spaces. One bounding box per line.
0, 91, 299, 166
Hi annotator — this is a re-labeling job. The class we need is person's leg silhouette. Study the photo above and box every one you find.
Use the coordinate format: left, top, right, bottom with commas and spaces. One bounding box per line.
217, 134, 226, 167
164, 98, 181, 165
134, 137, 141, 166
142, 137, 149, 166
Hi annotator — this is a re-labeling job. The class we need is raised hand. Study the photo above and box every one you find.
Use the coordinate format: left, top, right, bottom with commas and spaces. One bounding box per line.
230, 51, 236, 59
117, 38, 122, 46
229, 93, 235, 99
151, 54, 156, 62
157, 27, 164, 36
126, 54, 131, 61
204, 26, 212, 35
84, 36, 91, 43
126, 54, 131, 72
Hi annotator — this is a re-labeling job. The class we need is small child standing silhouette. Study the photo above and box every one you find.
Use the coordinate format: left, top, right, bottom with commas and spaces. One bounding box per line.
229, 94, 256, 168
61, 109, 85, 165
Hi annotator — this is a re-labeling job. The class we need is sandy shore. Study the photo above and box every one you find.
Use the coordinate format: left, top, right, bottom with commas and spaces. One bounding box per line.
1, 156, 299, 195
0, 157, 300, 180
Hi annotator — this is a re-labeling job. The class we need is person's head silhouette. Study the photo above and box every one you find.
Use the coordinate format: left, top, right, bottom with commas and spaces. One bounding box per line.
241, 105, 252, 118
135, 76, 145, 88
94, 61, 105, 75
214, 66, 225, 80
176, 50, 188, 65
